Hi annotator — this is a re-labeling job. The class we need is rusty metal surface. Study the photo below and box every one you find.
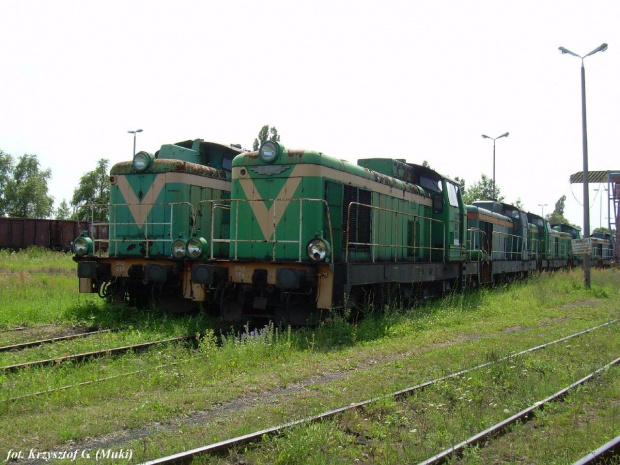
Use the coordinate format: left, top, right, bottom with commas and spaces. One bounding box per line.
0, 217, 100, 251
111, 159, 227, 179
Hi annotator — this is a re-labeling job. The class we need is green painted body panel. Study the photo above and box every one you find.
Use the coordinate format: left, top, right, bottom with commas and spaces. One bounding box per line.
472, 201, 527, 260
358, 158, 467, 261
230, 147, 466, 263
528, 224, 541, 258
230, 173, 324, 261
526, 213, 551, 260
553, 223, 583, 260
232, 151, 420, 193
109, 176, 229, 257
466, 205, 514, 259
107, 140, 241, 258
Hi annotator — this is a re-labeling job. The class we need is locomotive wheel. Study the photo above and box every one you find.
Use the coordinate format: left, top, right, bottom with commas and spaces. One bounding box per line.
104, 281, 126, 305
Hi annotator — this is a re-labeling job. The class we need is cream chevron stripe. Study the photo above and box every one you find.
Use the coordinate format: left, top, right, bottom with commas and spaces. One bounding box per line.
232, 164, 433, 207
238, 176, 302, 240
115, 173, 231, 228
116, 175, 167, 228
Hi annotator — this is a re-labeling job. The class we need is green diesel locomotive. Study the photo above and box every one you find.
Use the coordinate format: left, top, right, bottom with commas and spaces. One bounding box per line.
73, 139, 615, 321
193, 141, 470, 324
74, 139, 242, 308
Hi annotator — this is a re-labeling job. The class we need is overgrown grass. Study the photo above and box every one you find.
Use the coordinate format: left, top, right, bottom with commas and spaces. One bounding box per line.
0, 247, 75, 273
0, 249, 618, 463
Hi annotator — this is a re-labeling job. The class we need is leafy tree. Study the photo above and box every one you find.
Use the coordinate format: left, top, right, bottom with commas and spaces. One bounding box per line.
546, 195, 569, 225
462, 174, 504, 204
593, 226, 616, 235
3, 154, 54, 218
0, 149, 14, 216
56, 199, 72, 220
252, 125, 280, 151
71, 159, 110, 221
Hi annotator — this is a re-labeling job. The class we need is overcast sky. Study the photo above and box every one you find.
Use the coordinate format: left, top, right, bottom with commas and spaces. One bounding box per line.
0, 0, 617, 231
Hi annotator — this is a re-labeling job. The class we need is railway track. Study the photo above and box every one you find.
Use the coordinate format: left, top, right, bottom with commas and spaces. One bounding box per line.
140, 320, 619, 465
0, 336, 193, 373
0, 326, 27, 333
572, 435, 620, 465
0, 328, 111, 353
417, 356, 620, 464
9, 357, 191, 403
0, 322, 59, 334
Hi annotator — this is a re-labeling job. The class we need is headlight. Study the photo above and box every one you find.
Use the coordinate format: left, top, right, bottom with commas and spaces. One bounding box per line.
187, 237, 208, 259
133, 151, 153, 171
259, 141, 279, 163
307, 239, 330, 262
171, 239, 186, 259
74, 236, 93, 256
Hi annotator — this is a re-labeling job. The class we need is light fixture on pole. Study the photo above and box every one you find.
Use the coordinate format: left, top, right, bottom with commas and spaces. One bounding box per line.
538, 203, 548, 217
559, 42, 607, 289
481, 132, 509, 199
128, 129, 143, 157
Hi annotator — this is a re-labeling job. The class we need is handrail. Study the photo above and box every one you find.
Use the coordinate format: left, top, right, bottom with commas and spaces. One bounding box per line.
467, 228, 537, 261
490, 230, 524, 260
88, 202, 195, 258
466, 227, 488, 260
529, 237, 541, 259
344, 202, 445, 263
198, 198, 334, 263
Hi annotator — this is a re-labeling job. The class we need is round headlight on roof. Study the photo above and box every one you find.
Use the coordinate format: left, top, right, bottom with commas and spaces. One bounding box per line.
306, 238, 330, 262
187, 237, 208, 259
133, 151, 153, 171
259, 141, 279, 163
171, 239, 186, 259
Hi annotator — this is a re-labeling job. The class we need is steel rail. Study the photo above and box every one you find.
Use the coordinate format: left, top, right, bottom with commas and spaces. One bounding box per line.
0, 323, 59, 334
0, 326, 27, 333
572, 434, 620, 465
0, 328, 111, 353
418, 356, 620, 465
9, 358, 190, 403
1, 336, 192, 373
140, 320, 618, 465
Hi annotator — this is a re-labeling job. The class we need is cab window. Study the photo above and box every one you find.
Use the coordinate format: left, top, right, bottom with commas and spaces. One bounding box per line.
447, 182, 459, 207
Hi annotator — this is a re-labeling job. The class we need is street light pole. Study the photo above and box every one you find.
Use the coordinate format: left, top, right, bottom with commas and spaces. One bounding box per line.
481, 132, 509, 199
538, 203, 548, 217
128, 129, 143, 157
559, 43, 607, 290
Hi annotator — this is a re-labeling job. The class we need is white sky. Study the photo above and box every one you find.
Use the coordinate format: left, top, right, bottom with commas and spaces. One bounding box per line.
1, 0, 618, 232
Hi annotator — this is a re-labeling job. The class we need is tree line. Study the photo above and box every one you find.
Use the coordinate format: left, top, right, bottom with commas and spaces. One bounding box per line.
0, 129, 612, 234
0, 148, 109, 222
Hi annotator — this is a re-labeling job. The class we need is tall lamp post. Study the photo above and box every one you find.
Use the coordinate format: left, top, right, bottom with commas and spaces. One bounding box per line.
538, 203, 548, 217
128, 129, 143, 157
481, 132, 509, 199
559, 42, 607, 289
